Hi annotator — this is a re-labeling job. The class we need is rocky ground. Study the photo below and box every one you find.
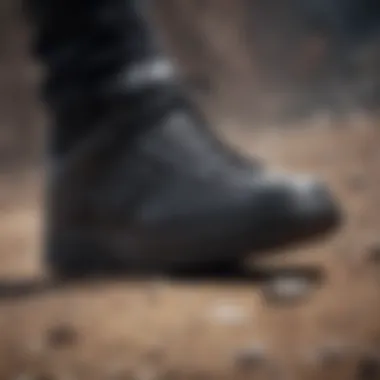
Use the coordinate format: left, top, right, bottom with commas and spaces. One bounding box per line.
0, 113, 379, 380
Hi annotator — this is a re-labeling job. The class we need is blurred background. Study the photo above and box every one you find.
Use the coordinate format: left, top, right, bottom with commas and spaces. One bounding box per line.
0, 1, 380, 379
153, 0, 380, 123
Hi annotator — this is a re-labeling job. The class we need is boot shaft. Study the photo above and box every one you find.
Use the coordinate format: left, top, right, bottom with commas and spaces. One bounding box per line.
26, 0, 178, 156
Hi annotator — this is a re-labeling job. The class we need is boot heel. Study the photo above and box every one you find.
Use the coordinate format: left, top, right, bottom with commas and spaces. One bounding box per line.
45, 231, 108, 280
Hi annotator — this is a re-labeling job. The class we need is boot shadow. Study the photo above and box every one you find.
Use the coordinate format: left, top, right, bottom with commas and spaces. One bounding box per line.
0, 264, 325, 301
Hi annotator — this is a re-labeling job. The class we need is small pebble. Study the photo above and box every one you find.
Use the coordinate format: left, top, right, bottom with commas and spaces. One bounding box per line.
356, 356, 380, 380
366, 243, 380, 264
46, 323, 79, 348
207, 303, 249, 326
234, 343, 268, 371
261, 275, 318, 305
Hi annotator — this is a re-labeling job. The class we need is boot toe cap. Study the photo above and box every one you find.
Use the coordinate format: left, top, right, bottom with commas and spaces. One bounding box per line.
288, 176, 342, 228
254, 174, 343, 249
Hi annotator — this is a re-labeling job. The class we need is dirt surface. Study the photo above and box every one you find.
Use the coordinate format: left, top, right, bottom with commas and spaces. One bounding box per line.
0, 115, 379, 380
1, 2, 380, 378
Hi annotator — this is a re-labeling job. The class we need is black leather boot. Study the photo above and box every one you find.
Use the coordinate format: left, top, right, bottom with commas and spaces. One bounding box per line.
27, 0, 342, 278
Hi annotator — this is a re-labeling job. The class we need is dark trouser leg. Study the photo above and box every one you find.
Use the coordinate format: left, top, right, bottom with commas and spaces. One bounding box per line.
27, 0, 171, 156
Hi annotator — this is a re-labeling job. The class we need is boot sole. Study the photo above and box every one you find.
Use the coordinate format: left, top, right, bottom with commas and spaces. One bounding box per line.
45, 205, 342, 281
